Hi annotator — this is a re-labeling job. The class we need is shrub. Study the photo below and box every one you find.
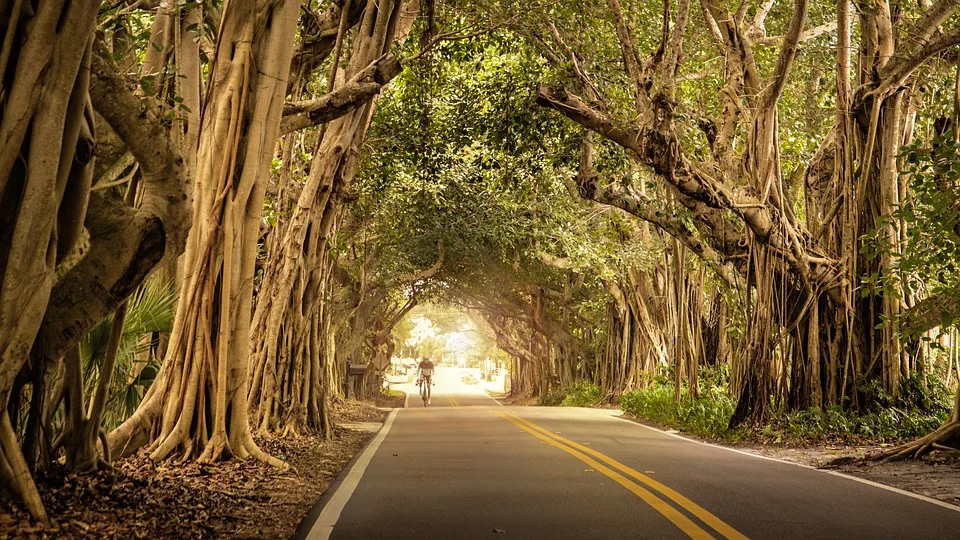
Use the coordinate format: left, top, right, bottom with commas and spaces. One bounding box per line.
778, 405, 947, 441
620, 383, 740, 439
613, 368, 949, 443
536, 382, 603, 407
897, 373, 952, 414
537, 388, 566, 406
561, 383, 602, 407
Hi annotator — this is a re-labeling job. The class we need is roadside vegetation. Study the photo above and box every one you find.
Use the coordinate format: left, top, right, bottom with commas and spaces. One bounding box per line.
538, 368, 950, 445
616, 370, 951, 444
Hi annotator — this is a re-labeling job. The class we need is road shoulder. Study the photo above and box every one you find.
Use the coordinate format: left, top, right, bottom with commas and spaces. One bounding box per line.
294, 409, 401, 540
613, 411, 960, 509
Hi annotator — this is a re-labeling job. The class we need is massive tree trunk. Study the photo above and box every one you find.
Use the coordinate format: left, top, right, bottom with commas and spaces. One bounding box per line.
0, 0, 198, 518
37, 0, 202, 477
109, 0, 302, 465
248, 0, 417, 435
0, 1, 109, 522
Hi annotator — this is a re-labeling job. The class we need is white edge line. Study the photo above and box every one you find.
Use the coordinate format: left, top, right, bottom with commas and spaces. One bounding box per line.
483, 388, 504, 406
306, 408, 401, 540
403, 387, 410, 409
610, 413, 960, 514
481, 385, 504, 406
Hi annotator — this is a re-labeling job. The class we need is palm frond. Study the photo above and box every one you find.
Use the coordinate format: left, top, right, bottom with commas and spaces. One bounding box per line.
78, 278, 177, 430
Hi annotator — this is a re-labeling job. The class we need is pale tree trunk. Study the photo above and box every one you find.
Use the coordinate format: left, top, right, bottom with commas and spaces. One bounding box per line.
43, 1, 204, 482
0, 0, 102, 522
249, 0, 418, 434
109, 0, 302, 465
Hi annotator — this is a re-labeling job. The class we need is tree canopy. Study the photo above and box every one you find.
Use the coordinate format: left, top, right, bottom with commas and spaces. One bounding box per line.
5, 0, 960, 521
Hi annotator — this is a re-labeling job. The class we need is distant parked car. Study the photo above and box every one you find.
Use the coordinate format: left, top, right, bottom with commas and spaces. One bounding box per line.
463, 374, 478, 385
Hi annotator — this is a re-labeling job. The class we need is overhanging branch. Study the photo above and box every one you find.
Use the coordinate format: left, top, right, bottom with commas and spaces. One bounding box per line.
280, 54, 402, 135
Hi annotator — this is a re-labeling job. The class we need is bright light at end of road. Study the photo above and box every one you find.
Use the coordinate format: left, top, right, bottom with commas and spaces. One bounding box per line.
446, 331, 472, 352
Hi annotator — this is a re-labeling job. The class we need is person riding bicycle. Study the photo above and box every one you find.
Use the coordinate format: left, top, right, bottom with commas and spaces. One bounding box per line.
416, 357, 435, 404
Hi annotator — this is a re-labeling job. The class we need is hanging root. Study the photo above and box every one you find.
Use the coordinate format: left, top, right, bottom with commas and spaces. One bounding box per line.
98, 427, 113, 467
0, 412, 48, 523
868, 421, 960, 462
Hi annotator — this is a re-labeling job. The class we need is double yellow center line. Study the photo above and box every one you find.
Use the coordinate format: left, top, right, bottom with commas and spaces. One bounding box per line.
446, 395, 459, 407
495, 411, 747, 540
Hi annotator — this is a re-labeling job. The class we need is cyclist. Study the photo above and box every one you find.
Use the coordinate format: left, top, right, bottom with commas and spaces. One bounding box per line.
416, 356, 435, 405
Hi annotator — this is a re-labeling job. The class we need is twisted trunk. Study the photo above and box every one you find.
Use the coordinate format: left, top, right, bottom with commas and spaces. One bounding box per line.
108, 0, 301, 465
248, 0, 417, 434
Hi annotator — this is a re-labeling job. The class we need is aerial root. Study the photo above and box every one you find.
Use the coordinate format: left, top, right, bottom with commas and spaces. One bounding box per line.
0, 412, 48, 523
868, 421, 960, 462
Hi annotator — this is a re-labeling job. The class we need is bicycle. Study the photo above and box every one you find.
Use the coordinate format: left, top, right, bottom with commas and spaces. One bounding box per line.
419, 375, 432, 406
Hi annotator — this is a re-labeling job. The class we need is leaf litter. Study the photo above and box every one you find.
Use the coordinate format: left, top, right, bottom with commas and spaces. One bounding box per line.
0, 399, 394, 539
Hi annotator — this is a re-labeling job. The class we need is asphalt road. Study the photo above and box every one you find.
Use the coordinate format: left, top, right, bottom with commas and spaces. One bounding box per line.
298, 382, 960, 539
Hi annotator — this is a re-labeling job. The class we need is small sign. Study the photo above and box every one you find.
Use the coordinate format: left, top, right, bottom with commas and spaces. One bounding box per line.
348, 364, 368, 376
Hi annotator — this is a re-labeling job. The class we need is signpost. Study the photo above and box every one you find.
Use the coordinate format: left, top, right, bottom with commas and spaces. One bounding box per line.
346, 362, 368, 399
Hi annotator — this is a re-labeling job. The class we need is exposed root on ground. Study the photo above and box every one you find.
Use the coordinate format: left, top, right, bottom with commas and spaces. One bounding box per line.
868, 421, 960, 462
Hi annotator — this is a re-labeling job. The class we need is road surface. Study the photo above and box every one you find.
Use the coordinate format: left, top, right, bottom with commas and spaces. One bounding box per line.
297, 381, 960, 539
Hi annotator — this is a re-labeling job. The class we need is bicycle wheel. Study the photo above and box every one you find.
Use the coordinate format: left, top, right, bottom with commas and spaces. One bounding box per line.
421, 382, 428, 406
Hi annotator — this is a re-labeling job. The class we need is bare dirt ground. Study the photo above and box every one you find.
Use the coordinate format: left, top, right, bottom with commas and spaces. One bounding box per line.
741, 442, 960, 507
491, 392, 537, 406
0, 398, 398, 539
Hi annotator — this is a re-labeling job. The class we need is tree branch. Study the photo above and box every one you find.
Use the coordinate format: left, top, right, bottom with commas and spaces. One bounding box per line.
883, 0, 960, 81
36, 46, 190, 369
760, 0, 809, 110
578, 179, 737, 286
89, 47, 190, 253
879, 27, 960, 93
536, 85, 847, 301
396, 241, 444, 283
280, 54, 402, 135
289, 0, 366, 83
756, 22, 837, 46
37, 194, 166, 365
607, 0, 650, 115
902, 286, 960, 336
535, 86, 773, 240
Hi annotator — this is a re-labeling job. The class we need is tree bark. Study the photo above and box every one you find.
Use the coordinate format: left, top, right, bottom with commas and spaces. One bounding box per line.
109, 0, 302, 466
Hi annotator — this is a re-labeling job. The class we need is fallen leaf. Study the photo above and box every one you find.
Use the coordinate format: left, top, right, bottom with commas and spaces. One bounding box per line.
494, 528, 507, 534
584, 469, 595, 473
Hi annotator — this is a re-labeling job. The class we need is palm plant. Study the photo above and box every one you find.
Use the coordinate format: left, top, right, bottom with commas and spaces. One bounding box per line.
79, 279, 176, 430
